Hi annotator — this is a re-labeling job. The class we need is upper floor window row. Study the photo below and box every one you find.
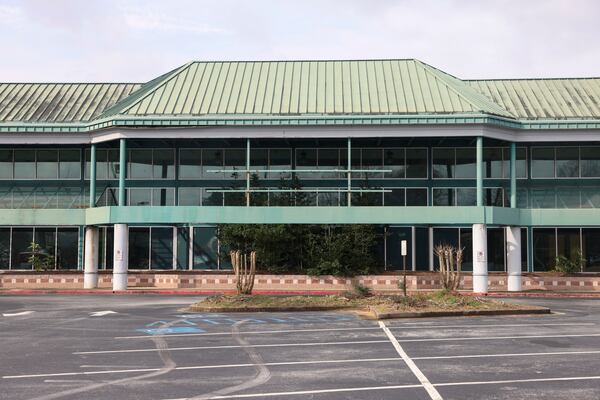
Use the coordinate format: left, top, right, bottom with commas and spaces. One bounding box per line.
0, 149, 81, 180
531, 147, 600, 179
433, 147, 527, 179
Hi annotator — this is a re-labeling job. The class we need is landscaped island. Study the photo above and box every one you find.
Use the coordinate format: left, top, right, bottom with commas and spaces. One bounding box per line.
186, 291, 550, 319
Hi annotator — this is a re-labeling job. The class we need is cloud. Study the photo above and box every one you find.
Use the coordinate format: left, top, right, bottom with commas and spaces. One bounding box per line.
120, 5, 232, 35
0, 3, 23, 26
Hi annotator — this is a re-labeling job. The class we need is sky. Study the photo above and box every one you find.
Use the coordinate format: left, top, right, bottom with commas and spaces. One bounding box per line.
0, 0, 598, 82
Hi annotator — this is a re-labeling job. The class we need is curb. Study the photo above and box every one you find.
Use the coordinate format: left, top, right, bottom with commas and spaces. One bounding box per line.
0, 289, 342, 296
185, 305, 361, 313
370, 306, 552, 320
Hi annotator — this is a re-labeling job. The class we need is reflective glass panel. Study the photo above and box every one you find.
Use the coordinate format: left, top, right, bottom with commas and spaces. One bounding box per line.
484, 148, 503, 179
151, 228, 173, 270
406, 148, 427, 178
531, 148, 554, 178
384, 148, 405, 179
59, 149, 80, 179
533, 228, 555, 271
455, 148, 476, 179
202, 149, 223, 179
129, 227, 150, 269
581, 147, 600, 177
129, 149, 153, 179
153, 149, 175, 179
179, 149, 202, 179
36, 150, 58, 179
432, 148, 454, 178
11, 228, 33, 269
14, 150, 35, 179
384, 188, 405, 206
0, 150, 12, 179
406, 188, 428, 206
56, 228, 78, 269
556, 147, 579, 178
0, 228, 9, 269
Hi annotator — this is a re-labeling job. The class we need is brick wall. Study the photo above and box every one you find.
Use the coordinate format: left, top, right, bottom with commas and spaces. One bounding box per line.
1, 271, 600, 292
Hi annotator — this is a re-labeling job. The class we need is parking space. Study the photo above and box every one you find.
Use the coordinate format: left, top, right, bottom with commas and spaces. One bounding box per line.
1, 296, 600, 399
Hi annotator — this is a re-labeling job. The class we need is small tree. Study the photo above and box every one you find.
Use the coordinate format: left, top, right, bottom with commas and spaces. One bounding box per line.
27, 242, 54, 272
434, 245, 463, 291
552, 251, 585, 273
230, 250, 257, 295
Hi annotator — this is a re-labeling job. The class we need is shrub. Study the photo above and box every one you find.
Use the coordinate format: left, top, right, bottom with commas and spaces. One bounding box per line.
552, 251, 585, 273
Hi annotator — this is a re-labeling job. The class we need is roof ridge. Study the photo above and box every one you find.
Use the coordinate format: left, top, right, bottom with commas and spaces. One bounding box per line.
0, 82, 143, 85
187, 58, 419, 63
467, 77, 600, 82
98, 62, 193, 118
415, 60, 516, 118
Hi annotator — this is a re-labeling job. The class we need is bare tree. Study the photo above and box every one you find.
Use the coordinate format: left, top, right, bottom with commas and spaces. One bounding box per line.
434, 245, 463, 291
230, 250, 257, 295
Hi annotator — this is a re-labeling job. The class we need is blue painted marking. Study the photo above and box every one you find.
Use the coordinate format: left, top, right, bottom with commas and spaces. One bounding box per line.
137, 327, 206, 335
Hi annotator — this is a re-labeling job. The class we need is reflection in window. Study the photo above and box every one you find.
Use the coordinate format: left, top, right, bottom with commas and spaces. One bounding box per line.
179, 149, 202, 179
533, 228, 555, 271
14, 150, 35, 179
556, 147, 579, 178
432, 148, 454, 178
581, 147, 600, 177
406, 148, 428, 178
455, 148, 476, 179
531, 148, 555, 178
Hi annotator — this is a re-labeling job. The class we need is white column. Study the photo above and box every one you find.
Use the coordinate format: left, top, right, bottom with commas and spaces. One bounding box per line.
472, 223, 488, 293
506, 226, 522, 291
113, 224, 129, 291
83, 226, 99, 289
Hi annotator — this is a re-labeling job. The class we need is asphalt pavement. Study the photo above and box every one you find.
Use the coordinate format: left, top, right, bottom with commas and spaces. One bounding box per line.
1, 295, 600, 400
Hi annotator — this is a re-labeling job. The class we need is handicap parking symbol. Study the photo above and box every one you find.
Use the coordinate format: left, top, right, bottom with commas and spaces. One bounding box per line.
137, 326, 206, 335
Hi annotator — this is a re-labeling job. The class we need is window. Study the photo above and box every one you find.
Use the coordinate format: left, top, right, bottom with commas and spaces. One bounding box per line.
202, 189, 224, 206
556, 147, 579, 178
10, 228, 33, 269
178, 188, 202, 206
129, 150, 153, 179
250, 148, 269, 179
153, 150, 175, 179
318, 149, 340, 178
179, 149, 202, 179
269, 149, 291, 179
406, 188, 428, 206
533, 228, 556, 271
202, 149, 224, 179
483, 148, 503, 178
432, 148, 455, 178
383, 188, 405, 206
361, 149, 383, 179
36, 150, 59, 179
14, 150, 35, 179
59, 150, 81, 179
0, 228, 9, 269
150, 228, 173, 270
129, 227, 150, 269
406, 148, 427, 178
455, 148, 476, 179
192, 226, 219, 269
456, 188, 477, 206
0, 150, 12, 179
56, 228, 78, 269
224, 149, 246, 180
383, 149, 405, 179
531, 148, 555, 178
581, 147, 600, 177
582, 228, 600, 272
433, 188, 454, 206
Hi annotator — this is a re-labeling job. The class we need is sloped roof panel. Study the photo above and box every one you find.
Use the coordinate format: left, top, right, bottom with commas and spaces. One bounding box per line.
0, 82, 141, 122
468, 78, 600, 119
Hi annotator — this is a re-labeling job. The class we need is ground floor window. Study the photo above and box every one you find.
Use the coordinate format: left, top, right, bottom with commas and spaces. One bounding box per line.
533, 227, 598, 272
0, 227, 79, 270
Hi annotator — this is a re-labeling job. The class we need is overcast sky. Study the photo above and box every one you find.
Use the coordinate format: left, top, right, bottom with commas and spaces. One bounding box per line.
0, 0, 598, 82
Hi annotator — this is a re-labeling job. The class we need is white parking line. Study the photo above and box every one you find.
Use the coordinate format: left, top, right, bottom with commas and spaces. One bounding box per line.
156, 375, 600, 399
396, 332, 600, 343
2, 357, 403, 379
379, 321, 443, 400
73, 339, 389, 355
2, 311, 35, 317
115, 322, 594, 339
413, 349, 600, 360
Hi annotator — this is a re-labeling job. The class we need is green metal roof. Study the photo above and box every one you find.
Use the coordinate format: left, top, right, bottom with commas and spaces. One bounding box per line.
468, 78, 600, 120
101, 59, 513, 118
1, 59, 600, 131
0, 83, 141, 122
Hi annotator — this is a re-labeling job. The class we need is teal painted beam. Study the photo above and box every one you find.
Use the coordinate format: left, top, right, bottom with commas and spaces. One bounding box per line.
476, 136, 483, 207
510, 142, 517, 208
89, 143, 97, 208
118, 138, 127, 206
1, 206, 600, 227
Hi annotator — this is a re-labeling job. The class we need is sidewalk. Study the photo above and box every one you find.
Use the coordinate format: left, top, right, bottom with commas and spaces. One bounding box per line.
3, 288, 600, 298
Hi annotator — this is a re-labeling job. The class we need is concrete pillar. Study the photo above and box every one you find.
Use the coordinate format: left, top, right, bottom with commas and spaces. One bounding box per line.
506, 226, 522, 291
476, 136, 483, 207
472, 223, 488, 293
83, 226, 99, 289
113, 223, 128, 291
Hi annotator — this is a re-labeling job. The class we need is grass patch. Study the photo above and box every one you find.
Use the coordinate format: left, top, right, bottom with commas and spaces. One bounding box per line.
187, 290, 542, 315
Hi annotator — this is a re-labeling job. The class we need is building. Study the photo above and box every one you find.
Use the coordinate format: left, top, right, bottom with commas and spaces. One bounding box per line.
1, 59, 599, 292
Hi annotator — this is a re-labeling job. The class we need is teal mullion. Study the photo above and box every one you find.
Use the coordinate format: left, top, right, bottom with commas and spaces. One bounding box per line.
510, 142, 517, 208
118, 138, 126, 206
527, 226, 534, 272
89, 143, 96, 208
77, 225, 84, 271
476, 136, 483, 207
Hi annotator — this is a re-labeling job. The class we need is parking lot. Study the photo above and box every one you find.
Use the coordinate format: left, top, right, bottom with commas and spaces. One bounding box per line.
2, 295, 600, 399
